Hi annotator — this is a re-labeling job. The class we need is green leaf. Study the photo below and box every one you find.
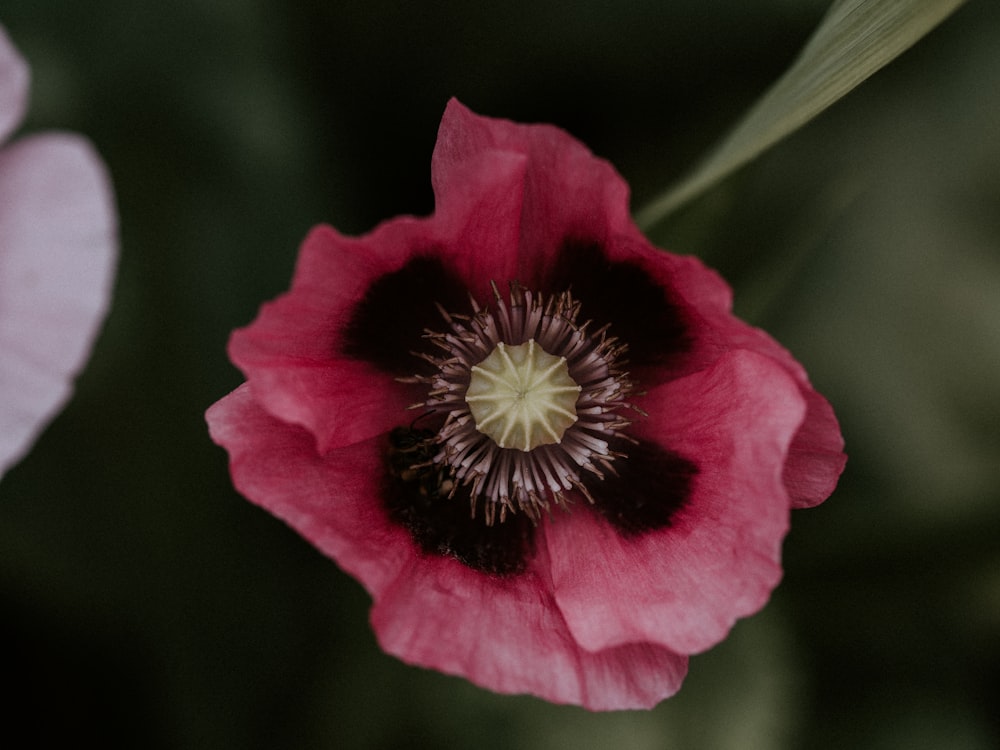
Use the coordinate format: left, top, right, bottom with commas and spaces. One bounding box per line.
635, 0, 967, 230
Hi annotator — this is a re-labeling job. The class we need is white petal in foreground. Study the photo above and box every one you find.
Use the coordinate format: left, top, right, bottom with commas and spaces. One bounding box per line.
0, 24, 29, 144
0, 133, 118, 477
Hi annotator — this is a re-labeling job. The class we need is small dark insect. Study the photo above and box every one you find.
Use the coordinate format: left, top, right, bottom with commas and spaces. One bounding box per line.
386, 426, 455, 498
384, 425, 533, 576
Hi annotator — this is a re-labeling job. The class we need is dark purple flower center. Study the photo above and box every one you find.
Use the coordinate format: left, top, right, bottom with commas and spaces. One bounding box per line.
401, 282, 637, 525
345, 242, 698, 576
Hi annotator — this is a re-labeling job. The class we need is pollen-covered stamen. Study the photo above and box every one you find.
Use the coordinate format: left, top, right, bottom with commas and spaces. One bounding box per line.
406, 282, 636, 524
466, 340, 581, 451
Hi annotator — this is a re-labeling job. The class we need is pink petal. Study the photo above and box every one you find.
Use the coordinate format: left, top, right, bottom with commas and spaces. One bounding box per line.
0, 134, 117, 477
0, 24, 29, 144
683, 293, 847, 508
231, 147, 536, 452
208, 384, 689, 709
783, 388, 847, 508
600, 232, 846, 507
229, 224, 425, 452
371, 545, 688, 710
430, 142, 526, 299
636, 239, 736, 316
547, 350, 806, 655
206, 384, 412, 593
434, 99, 636, 286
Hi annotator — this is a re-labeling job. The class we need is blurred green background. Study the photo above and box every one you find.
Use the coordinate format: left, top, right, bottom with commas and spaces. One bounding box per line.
2, 1, 998, 747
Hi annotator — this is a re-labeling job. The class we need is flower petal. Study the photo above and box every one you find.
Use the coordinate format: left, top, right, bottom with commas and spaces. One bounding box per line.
434, 99, 636, 286
782, 388, 847, 508
0, 24, 29, 144
371, 547, 689, 710
0, 134, 117, 477
208, 384, 689, 710
206, 384, 412, 593
598, 233, 847, 507
547, 349, 806, 655
671, 265, 847, 508
229, 224, 437, 452
545, 238, 696, 373
430, 137, 526, 300
231, 147, 535, 451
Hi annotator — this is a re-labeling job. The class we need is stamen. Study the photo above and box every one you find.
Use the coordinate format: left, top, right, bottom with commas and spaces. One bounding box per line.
404, 282, 636, 524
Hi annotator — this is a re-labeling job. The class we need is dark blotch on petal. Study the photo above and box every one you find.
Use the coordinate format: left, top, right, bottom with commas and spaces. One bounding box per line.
587, 438, 697, 536
342, 254, 468, 375
548, 239, 692, 368
382, 428, 535, 576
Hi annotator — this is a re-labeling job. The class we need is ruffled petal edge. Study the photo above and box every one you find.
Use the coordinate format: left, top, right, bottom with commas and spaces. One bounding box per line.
547, 349, 805, 655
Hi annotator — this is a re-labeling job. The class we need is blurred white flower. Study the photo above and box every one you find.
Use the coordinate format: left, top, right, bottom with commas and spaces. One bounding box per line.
0, 24, 117, 480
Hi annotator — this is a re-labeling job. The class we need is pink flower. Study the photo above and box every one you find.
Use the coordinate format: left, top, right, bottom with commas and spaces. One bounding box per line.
0, 25, 117, 479
207, 99, 845, 710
